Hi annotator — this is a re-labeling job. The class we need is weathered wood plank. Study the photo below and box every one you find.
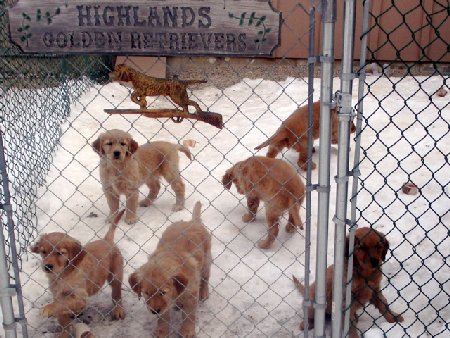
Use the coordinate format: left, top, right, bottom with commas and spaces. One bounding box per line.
8, 0, 281, 56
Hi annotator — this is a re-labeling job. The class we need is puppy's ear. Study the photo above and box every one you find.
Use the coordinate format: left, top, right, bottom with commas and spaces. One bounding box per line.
129, 271, 142, 299
128, 139, 139, 155
92, 138, 104, 155
222, 169, 234, 190
30, 239, 41, 254
172, 274, 188, 296
352, 235, 361, 266
65, 238, 84, 266
344, 235, 350, 259
381, 236, 390, 261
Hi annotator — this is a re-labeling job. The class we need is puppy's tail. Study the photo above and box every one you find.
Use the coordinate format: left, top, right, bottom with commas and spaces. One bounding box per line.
292, 275, 305, 294
192, 201, 202, 222
176, 145, 192, 160
254, 131, 282, 151
104, 210, 125, 243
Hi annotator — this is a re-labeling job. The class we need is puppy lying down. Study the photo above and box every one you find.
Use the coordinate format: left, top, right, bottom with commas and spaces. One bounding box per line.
129, 201, 212, 338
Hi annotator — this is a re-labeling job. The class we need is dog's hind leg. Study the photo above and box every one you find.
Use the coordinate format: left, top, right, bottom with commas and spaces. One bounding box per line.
140, 177, 161, 207
200, 239, 212, 301
286, 202, 303, 233
109, 251, 125, 320
163, 170, 185, 211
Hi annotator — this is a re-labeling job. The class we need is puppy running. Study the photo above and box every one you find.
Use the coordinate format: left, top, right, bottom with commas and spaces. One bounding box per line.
222, 156, 305, 249
31, 211, 126, 338
254, 101, 356, 170
129, 202, 211, 338
93, 129, 191, 224
293, 227, 404, 337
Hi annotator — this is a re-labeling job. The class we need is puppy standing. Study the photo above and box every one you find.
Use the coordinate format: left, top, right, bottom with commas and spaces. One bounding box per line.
222, 156, 305, 249
293, 227, 404, 337
129, 202, 211, 338
93, 129, 191, 224
254, 101, 356, 170
31, 211, 126, 338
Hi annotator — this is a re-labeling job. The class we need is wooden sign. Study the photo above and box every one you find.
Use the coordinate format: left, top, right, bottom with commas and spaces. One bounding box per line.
7, 0, 281, 56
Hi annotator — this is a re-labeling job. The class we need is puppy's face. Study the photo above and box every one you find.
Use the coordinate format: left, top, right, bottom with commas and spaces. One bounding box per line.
349, 227, 389, 276
129, 268, 188, 315
92, 130, 138, 161
30, 233, 82, 275
109, 64, 131, 82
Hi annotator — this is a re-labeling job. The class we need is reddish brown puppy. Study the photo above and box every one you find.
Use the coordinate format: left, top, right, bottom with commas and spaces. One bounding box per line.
31, 211, 126, 338
255, 101, 356, 170
293, 227, 404, 337
222, 156, 305, 249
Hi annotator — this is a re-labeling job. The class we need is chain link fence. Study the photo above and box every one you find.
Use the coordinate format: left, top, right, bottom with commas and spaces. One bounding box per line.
0, 0, 448, 337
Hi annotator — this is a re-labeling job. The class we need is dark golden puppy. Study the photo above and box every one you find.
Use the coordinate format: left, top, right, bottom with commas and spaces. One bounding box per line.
31, 211, 126, 338
93, 129, 191, 224
293, 227, 404, 337
222, 156, 305, 249
254, 101, 356, 170
129, 202, 211, 338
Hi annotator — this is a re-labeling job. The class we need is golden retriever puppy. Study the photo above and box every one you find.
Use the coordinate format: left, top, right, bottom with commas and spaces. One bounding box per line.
293, 227, 404, 337
222, 156, 305, 249
254, 101, 356, 170
31, 211, 126, 338
92, 129, 192, 224
129, 202, 211, 338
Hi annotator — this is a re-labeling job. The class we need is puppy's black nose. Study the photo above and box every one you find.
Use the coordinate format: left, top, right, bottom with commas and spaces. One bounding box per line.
113, 151, 121, 159
44, 264, 53, 272
151, 309, 160, 315
370, 258, 379, 268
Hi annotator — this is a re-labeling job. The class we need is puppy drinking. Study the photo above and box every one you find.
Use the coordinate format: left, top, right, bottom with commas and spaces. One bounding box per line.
222, 156, 305, 249
129, 202, 212, 338
254, 101, 356, 170
31, 211, 126, 338
293, 227, 404, 337
93, 129, 192, 224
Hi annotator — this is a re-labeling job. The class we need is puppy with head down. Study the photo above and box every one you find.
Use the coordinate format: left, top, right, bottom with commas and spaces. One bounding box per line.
129, 202, 211, 338
31, 211, 126, 338
93, 129, 191, 224
222, 156, 305, 249
293, 227, 404, 337
254, 101, 356, 170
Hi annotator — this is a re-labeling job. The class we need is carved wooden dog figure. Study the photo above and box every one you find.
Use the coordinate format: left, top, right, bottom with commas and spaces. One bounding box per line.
109, 64, 206, 112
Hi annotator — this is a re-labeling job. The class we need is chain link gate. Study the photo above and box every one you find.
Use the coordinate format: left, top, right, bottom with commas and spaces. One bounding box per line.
1, 0, 449, 337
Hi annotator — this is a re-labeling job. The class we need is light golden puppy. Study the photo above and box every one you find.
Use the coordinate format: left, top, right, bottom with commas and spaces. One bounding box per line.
129, 202, 211, 338
254, 101, 356, 170
293, 227, 404, 337
92, 129, 192, 224
222, 156, 305, 249
31, 211, 126, 338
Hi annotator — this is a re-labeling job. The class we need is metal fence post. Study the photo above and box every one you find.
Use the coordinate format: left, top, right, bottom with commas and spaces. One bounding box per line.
343, 0, 370, 336
314, 0, 336, 336
331, 0, 357, 336
0, 131, 17, 338
0, 129, 28, 338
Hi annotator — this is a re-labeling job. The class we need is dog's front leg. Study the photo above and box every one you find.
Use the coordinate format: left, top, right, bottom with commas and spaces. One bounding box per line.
155, 311, 171, 338
179, 295, 199, 338
258, 207, 280, 249
242, 195, 260, 223
105, 189, 119, 222
371, 291, 404, 323
56, 314, 74, 338
125, 190, 139, 224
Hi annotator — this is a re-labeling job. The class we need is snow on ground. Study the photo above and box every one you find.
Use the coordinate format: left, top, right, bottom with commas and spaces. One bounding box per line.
8, 75, 449, 337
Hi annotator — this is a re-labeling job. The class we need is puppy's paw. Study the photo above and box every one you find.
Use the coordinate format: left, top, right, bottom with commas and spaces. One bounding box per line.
257, 238, 273, 249
299, 161, 316, 171
200, 287, 209, 301
125, 214, 138, 225
242, 213, 256, 223
139, 199, 153, 207
179, 326, 196, 338
385, 311, 404, 323
155, 326, 170, 338
112, 306, 125, 320
172, 204, 184, 212
40, 304, 55, 317
285, 222, 296, 233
